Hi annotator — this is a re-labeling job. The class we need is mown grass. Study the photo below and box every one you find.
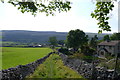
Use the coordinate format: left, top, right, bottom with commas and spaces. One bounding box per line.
27, 54, 85, 79
2, 47, 52, 69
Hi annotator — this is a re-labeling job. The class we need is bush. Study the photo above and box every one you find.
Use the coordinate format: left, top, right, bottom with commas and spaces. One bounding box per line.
81, 46, 95, 56
58, 48, 71, 55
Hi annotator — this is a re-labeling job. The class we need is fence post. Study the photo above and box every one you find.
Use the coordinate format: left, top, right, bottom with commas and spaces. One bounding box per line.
112, 52, 119, 79
91, 52, 97, 80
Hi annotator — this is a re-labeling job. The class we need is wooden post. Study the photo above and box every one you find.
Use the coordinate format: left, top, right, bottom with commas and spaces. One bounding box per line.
91, 52, 97, 80
112, 52, 119, 79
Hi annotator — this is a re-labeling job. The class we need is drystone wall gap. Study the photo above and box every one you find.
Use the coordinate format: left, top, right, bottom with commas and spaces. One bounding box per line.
0, 52, 53, 80
59, 53, 120, 80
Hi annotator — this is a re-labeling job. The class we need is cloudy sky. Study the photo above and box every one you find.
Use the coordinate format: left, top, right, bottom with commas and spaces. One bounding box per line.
0, 0, 118, 33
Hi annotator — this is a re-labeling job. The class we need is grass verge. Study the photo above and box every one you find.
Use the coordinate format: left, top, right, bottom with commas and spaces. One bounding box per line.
26, 54, 85, 79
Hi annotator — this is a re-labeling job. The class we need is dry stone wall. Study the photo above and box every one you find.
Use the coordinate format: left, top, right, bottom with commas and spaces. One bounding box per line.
59, 53, 120, 80
0, 52, 53, 80
1, 52, 119, 80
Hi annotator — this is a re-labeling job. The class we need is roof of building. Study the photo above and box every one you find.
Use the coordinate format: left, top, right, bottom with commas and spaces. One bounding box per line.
98, 40, 120, 46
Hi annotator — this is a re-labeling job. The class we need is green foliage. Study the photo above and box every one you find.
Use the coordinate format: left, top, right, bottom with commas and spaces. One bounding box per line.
91, 1, 115, 33
102, 33, 120, 41
103, 35, 110, 41
49, 36, 57, 47
2, 41, 28, 47
81, 45, 95, 56
98, 58, 120, 70
1, 1, 116, 32
7, 0, 71, 16
89, 35, 98, 49
2, 30, 111, 44
110, 33, 120, 40
69, 53, 97, 63
67, 29, 88, 51
58, 47, 70, 55
57, 40, 65, 46
2, 47, 52, 69
27, 54, 84, 78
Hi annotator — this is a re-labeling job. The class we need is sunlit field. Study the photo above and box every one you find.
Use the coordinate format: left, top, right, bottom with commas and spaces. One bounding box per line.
2, 47, 52, 69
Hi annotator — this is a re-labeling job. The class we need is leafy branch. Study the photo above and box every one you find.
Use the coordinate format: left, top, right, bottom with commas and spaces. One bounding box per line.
91, 0, 115, 33
7, 0, 71, 16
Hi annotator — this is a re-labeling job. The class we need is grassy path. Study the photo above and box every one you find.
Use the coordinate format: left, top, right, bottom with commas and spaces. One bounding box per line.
2, 47, 52, 69
27, 54, 85, 79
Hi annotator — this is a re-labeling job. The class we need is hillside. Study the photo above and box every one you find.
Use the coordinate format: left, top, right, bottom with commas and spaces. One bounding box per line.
1, 30, 111, 44
2, 30, 67, 44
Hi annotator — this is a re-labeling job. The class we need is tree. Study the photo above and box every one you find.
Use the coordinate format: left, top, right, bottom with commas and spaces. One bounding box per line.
110, 33, 120, 40
81, 45, 95, 56
103, 35, 110, 41
91, 0, 116, 33
4, 0, 71, 16
1, 0, 115, 32
110, 33, 120, 79
89, 35, 98, 50
67, 29, 88, 52
49, 36, 57, 48
57, 40, 65, 46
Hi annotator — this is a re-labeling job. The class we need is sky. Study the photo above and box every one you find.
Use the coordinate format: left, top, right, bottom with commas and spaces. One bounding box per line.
0, 0, 118, 33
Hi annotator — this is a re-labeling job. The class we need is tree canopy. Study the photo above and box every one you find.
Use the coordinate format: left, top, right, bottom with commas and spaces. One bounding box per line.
103, 33, 120, 41
110, 33, 120, 40
5, 0, 71, 16
58, 40, 65, 46
91, 0, 116, 33
103, 35, 110, 41
49, 36, 57, 47
90, 35, 98, 49
67, 29, 88, 51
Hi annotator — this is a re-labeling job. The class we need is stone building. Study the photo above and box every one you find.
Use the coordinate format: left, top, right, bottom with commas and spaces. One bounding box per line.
97, 40, 120, 57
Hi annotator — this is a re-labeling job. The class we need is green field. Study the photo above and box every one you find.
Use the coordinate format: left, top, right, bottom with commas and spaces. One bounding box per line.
27, 54, 85, 79
2, 47, 52, 69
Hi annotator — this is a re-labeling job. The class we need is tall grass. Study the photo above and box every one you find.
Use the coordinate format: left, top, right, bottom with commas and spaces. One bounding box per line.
27, 54, 85, 79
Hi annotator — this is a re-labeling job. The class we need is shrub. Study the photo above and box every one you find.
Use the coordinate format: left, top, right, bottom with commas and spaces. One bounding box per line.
81, 46, 95, 56
58, 48, 71, 55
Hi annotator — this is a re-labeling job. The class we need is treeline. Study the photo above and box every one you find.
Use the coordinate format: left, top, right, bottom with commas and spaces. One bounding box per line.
49, 29, 120, 56
103, 33, 120, 41
2, 30, 110, 44
49, 29, 98, 56
2, 30, 119, 50
1, 42, 47, 47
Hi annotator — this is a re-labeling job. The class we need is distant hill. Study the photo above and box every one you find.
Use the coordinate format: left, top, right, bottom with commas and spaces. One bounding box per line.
2, 30, 67, 44
1, 30, 111, 44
